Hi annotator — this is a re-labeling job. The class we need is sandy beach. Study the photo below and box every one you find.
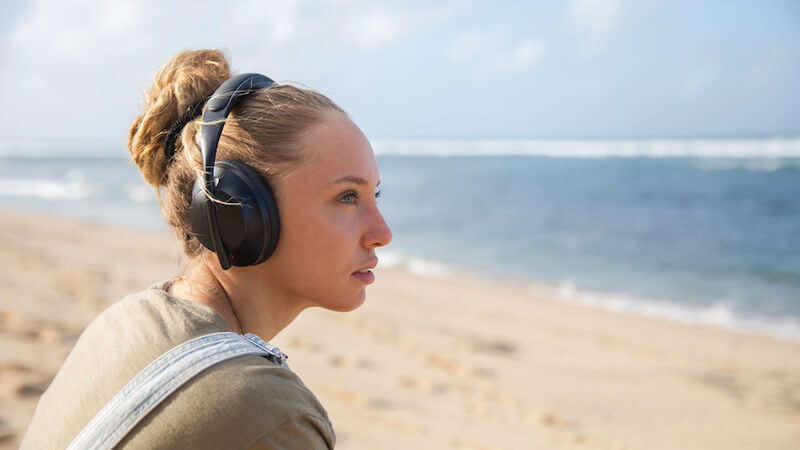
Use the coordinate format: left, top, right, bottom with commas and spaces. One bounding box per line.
1, 210, 799, 449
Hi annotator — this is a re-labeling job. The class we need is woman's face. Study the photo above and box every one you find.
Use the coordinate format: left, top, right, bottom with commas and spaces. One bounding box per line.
263, 111, 392, 312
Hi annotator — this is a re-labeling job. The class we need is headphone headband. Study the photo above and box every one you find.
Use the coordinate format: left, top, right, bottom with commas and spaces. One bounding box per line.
199, 73, 275, 269
200, 73, 275, 193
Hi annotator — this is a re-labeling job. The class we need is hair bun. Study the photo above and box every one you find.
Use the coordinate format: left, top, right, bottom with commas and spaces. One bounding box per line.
128, 49, 232, 187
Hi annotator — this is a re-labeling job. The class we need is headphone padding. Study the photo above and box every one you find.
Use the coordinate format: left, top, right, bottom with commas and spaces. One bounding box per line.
189, 159, 280, 266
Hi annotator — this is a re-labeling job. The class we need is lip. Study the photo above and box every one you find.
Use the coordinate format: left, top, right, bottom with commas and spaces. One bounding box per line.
351, 259, 378, 285
353, 259, 378, 272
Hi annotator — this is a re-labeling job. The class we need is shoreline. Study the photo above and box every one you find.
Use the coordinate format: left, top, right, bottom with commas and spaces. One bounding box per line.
1, 210, 799, 449
15, 203, 800, 346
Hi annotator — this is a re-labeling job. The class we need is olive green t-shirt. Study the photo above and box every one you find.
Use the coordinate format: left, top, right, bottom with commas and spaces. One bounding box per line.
21, 281, 335, 449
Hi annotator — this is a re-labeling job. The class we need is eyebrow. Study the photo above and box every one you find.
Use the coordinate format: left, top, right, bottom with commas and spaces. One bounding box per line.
331, 176, 381, 187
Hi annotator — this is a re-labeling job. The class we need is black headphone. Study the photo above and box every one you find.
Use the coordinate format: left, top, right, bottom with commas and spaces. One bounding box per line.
189, 73, 280, 270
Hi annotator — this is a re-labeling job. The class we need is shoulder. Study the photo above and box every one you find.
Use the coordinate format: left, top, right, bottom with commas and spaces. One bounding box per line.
104, 286, 336, 447
23, 282, 227, 449
93, 280, 229, 344
24, 283, 335, 449
120, 354, 335, 449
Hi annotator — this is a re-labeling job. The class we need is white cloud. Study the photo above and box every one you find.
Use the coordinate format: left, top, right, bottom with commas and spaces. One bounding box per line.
449, 30, 494, 62
0, 0, 467, 140
680, 66, 716, 96
97, 0, 138, 35
449, 30, 546, 76
340, 1, 464, 50
5, 0, 462, 73
565, 0, 643, 56
353, 10, 407, 48
221, 0, 304, 48
500, 40, 546, 73
568, 0, 626, 38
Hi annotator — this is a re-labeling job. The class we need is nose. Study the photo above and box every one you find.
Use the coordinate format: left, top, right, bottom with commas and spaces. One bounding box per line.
363, 207, 393, 249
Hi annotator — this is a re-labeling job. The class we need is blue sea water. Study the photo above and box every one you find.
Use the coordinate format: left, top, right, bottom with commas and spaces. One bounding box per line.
2, 139, 800, 340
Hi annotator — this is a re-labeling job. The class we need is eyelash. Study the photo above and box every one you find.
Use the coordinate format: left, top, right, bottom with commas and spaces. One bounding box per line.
341, 189, 382, 204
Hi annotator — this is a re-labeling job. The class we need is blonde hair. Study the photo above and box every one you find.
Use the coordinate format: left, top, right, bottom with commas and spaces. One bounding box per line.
128, 49, 345, 258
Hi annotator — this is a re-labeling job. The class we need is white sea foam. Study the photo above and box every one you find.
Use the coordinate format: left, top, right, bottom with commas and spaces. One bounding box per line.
376, 249, 453, 278
375, 250, 800, 342
554, 280, 800, 343
693, 158, 800, 172
128, 184, 154, 203
407, 258, 452, 278
372, 137, 800, 159
4, 138, 800, 160
0, 176, 91, 200
0, 140, 122, 158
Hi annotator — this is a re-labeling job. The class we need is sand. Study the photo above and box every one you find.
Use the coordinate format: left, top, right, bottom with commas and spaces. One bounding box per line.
1, 210, 799, 449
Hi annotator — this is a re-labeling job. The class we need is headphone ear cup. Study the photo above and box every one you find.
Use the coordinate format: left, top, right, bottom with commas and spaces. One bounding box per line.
189, 160, 280, 266
190, 180, 214, 251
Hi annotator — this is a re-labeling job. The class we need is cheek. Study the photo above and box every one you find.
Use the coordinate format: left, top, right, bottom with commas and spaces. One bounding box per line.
280, 204, 355, 270
270, 200, 369, 311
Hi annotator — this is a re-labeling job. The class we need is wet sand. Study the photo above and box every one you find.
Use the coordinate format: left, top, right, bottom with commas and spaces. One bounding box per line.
1, 210, 799, 449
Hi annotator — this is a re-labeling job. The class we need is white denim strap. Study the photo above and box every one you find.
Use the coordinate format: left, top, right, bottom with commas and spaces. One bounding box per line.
67, 332, 289, 450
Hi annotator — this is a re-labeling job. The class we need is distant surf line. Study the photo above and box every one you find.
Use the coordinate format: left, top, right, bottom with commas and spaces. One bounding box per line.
372, 138, 800, 158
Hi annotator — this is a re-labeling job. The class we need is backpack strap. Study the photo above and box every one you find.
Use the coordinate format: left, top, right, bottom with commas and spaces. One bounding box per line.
67, 332, 289, 450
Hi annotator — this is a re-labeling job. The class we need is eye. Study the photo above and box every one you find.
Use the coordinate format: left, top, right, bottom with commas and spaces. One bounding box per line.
339, 190, 360, 204
375, 189, 382, 199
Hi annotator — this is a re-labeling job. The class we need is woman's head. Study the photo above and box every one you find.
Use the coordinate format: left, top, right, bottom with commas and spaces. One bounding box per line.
128, 49, 347, 257
128, 49, 391, 313
254, 109, 391, 312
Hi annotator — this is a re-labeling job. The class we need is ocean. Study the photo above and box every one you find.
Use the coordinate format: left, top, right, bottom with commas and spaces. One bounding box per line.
2, 138, 799, 341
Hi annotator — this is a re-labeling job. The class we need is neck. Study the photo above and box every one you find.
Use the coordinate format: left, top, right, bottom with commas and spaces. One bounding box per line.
168, 260, 307, 341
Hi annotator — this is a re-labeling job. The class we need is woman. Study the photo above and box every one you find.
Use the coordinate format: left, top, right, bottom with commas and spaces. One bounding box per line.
21, 49, 391, 449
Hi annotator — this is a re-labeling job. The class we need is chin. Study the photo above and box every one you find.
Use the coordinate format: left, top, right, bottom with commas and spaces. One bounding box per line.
325, 289, 367, 313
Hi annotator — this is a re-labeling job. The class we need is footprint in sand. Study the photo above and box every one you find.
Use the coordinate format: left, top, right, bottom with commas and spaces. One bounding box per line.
539, 413, 577, 429
0, 363, 52, 398
387, 342, 474, 377
353, 319, 396, 341
329, 354, 374, 369
321, 386, 368, 407
424, 353, 472, 377
472, 366, 495, 378
367, 398, 393, 409
690, 370, 748, 401
17, 379, 50, 397
400, 376, 432, 393
448, 437, 499, 450
287, 336, 321, 353
483, 389, 514, 408
523, 411, 592, 446
775, 383, 800, 415
381, 417, 421, 434
3, 313, 75, 344
399, 376, 449, 394
468, 337, 519, 356
0, 417, 16, 444
32, 325, 67, 343
461, 390, 519, 422
0, 309, 24, 332
0, 310, 68, 342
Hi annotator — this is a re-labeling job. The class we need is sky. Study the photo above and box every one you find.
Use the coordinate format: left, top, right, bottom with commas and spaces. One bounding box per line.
0, 0, 798, 145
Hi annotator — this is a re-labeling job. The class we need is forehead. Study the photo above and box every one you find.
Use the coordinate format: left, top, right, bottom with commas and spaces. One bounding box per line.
291, 112, 379, 186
